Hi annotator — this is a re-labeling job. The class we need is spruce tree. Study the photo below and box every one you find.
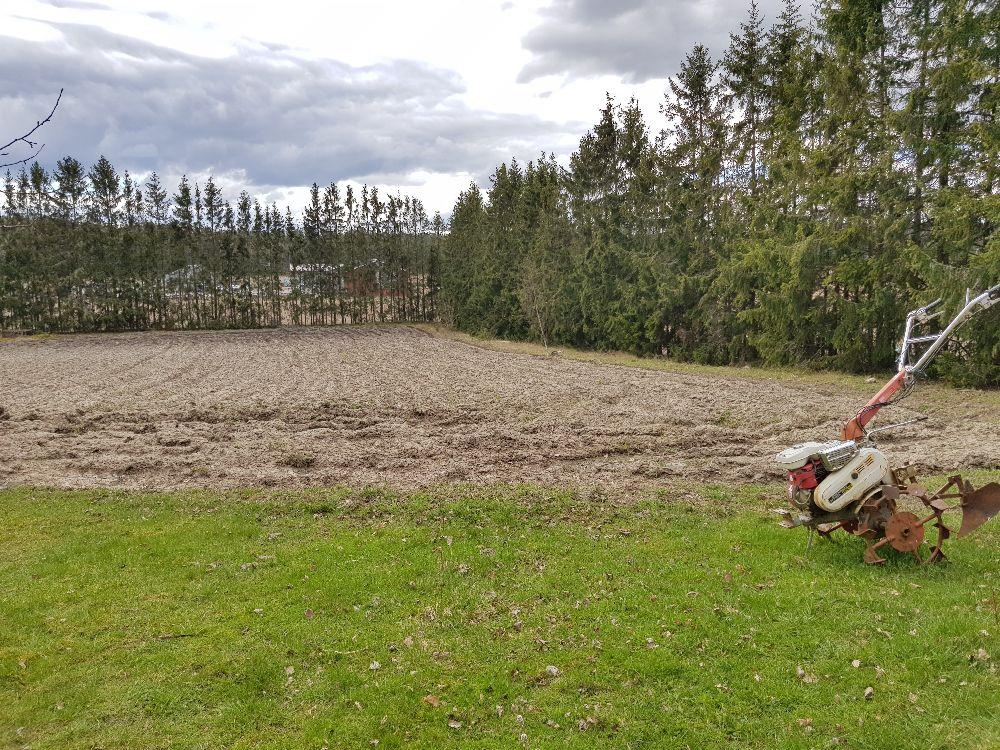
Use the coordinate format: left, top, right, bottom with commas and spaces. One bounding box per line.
723, 0, 768, 209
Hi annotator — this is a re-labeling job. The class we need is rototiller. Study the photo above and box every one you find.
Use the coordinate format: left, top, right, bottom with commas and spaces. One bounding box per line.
775, 285, 1000, 564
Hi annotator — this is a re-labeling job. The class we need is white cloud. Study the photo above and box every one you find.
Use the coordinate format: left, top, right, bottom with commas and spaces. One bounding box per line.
2, 0, 770, 214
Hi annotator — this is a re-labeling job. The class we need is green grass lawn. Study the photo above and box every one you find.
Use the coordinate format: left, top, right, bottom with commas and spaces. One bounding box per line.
2, 483, 999, 749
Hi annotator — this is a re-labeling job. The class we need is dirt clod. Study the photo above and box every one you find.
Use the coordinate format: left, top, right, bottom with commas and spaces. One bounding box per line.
278, 451, 318, 469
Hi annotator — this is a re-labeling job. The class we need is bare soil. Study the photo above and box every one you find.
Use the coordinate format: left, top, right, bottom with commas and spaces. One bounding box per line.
1, 326, 996, 493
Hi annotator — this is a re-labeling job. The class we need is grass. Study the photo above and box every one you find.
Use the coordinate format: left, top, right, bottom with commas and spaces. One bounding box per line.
3, 482, 999, 749
0, 332, 52, 345
414, 323, 877, 390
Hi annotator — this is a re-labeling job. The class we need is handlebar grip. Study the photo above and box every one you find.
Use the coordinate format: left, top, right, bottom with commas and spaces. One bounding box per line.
989, 284, 1000, 301
924, 297, 943, 311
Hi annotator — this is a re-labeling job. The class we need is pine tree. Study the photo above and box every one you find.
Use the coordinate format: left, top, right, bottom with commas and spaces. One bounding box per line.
173, 176, 193, 229
203, 177, 223, 232
53, 156, 86, 222
442, 184, 488, 328
762, 0, 815, 226
144, 172, 169, 224
723, 0, 768, 209
806, 0, 911, 371
88, 155, 121, 226
655, 44, 730, 359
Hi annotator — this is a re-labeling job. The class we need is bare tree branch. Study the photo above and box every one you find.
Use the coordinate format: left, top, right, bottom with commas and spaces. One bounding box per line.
0, 88, 64, 170
0, 144, 46, 171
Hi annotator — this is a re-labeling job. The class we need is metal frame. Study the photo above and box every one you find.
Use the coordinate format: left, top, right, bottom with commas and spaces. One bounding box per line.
897, 284, 1000, 375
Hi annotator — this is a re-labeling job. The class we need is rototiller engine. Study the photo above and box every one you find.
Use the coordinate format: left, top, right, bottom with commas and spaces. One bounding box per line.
774, 285, 1000, 564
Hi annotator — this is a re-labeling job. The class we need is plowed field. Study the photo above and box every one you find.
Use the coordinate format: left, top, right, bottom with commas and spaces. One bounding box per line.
1, 326, 997, 492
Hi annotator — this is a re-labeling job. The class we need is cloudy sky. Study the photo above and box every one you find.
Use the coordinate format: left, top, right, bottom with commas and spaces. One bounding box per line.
1, 0, 778, 215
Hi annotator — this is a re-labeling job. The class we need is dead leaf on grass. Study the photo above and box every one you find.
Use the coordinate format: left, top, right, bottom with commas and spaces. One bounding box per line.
796, 665, 818, 684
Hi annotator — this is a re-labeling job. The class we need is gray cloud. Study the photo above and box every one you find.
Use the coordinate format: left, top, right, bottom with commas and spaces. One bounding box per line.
520, 0, 783, 83
1, 21, 576, 198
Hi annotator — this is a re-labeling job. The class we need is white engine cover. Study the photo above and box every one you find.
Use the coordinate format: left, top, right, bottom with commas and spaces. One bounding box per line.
814, 447, 889, 512
774, 442, 828, 471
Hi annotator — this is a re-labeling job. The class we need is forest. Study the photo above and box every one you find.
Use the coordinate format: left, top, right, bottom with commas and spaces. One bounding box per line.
1, 0, 997, 386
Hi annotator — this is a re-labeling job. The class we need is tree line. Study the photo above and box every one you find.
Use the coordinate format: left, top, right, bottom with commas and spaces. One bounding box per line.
1, 0, 997, 386
442, 0, 998, 387
1, 160, 444, 331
